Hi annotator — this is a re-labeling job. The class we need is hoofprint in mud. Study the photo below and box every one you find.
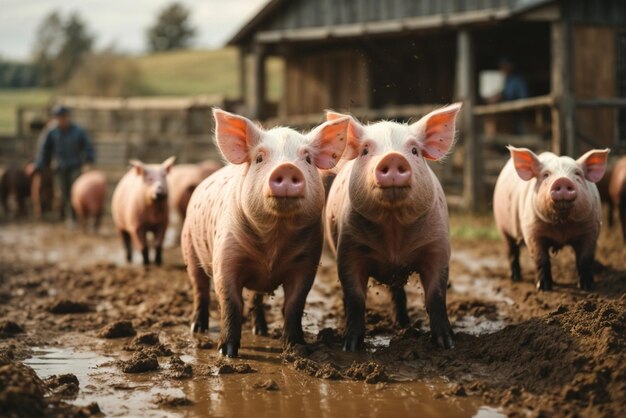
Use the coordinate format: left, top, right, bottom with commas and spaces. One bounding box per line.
0, 217, 624, 417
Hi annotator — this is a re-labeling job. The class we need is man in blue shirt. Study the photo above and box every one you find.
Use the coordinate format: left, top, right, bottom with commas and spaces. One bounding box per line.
491, 57, 529, 102
35, 105, 95, 221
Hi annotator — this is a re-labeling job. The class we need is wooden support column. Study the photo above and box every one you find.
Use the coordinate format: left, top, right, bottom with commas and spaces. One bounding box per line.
456, 29, 480, 211
250, 43, 267, 120
238, 47, 247, 105
551, 18, 575, 155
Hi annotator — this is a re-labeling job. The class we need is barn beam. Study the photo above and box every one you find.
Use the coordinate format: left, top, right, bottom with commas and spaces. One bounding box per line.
456, 29, 481, 212
551, 17, 575, 155
249, 43, 267, 120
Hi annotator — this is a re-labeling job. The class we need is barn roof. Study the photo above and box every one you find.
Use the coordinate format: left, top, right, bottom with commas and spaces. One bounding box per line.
227, 0, 556, 46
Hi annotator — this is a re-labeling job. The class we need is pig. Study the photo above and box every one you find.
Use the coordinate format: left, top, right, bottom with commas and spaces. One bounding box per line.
71, 170, 107, 232
324, 103, 462, 351
608, 156, 626, 242
25, 164, 55, 220
493, 147, 610, 291
181, 109, 349, 357
168, 161, 220, 222
112, 157, 175, 266
0, 166, 30, 217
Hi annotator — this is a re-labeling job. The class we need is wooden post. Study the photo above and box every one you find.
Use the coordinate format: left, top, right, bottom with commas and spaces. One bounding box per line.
250, 43, 267, 120
456, 30, 480, 211
238, 47, 247, 104
551, 17, 575, 155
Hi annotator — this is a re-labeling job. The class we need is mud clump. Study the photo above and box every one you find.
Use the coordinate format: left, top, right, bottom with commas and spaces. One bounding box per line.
98, 321, 136, 338
132, 332, 159, 345
206, 359, 255, 375
118, 351, 159, 373
155, 394, 193, 407
343, 361, 389, 384
0, 362, 47, 417
45, 373, 80, 398
195, 336, 214, 349
0, 321, 24, 338
48, 299, 92, 314
166, 356, 192, 380
123, 332, 173, 356
253, 379, 279, 391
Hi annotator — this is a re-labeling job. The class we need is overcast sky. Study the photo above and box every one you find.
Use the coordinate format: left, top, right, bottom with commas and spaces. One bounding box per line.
0, 0, 268, 61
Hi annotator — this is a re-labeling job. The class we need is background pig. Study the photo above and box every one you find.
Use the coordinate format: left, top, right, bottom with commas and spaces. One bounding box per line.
168, 161, 220, 222
608, 156, 626, 242
324, 103, 462, 351
0, 165, 30, 218
71, 170, 107, 232
26, 164, 55, 220
112, 157, 175, 266
493, 147, 609, 291
181, 109, 349, 357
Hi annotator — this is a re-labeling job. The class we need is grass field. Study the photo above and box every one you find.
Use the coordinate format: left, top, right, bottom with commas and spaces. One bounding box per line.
0, 48, 284, 134
0, 88, 53, 134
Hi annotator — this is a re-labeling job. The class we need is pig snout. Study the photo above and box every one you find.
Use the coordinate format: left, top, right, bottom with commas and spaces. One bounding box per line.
152, 185, 167, 201
550, 177, 577, 202
375, 153, 411, 188
268, 163, 305, 197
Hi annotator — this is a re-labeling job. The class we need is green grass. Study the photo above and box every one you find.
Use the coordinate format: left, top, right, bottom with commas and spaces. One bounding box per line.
0, 88, 53, 134
449, 214, 501, 241
134, 48, 283, 100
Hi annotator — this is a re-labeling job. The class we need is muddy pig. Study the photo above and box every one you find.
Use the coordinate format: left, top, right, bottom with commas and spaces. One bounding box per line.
181, 109, 349, 357
608, 156, 626, 242
25, 163, 55, 219
168, 161, 220, 222
112, 157, 175, 266
493, 147, 609, 291
324, 103, 462, 351
71, 170, 107, 232
0, 166, 30, 217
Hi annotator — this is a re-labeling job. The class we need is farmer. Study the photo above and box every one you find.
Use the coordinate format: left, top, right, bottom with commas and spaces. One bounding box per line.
35, 105, 95, 222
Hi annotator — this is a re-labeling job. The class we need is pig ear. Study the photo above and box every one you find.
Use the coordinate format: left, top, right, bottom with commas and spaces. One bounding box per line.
307, 117, 350, 169
129, 159, 144, 176
577, 148, 610, 183
507, 146, 542, 181
410, 103, 462, 161
161, 156, 176, 174
326, 110, 363, 160
213, 108, 262, 165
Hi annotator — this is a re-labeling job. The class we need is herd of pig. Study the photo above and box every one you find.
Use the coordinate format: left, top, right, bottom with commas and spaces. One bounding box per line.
2, 105, 626, 358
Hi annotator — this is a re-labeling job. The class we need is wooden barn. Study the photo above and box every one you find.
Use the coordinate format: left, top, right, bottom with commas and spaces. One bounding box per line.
228, 0, 626, 209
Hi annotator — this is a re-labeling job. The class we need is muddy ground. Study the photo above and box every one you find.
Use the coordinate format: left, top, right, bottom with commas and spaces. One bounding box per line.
0, 214, 624, 418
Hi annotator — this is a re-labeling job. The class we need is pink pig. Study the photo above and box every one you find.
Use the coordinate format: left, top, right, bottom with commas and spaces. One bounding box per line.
324, 103, 462, 351
168, 164, 212, 222
181, 109, 349, 357
71, 170, 107, 232
112, 157, 175, 266
493, 147, 609, 291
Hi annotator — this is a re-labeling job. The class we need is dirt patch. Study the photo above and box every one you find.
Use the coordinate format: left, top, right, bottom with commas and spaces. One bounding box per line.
48, 299, 92, 314
45, 373, 80, 398
166, 356, 193, 380
118, 350, 159, 373
154, 394, 193, 407
98, 321, 136, 339
0, 321, 24, 338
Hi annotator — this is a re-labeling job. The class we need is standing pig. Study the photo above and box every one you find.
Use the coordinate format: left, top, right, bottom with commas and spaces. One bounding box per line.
112, 157, 175, 266
71, 170, 107, 232
324, 103, 462, 351
493, 147, 609, 291
26, 164, 55, 220
0, 166, 30, 217
608, 156, 626, 242
168, 161, 220, 222
182, 109, 349, 357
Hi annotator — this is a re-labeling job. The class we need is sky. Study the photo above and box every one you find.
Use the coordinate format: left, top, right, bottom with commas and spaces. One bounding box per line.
0, 0, 268, 61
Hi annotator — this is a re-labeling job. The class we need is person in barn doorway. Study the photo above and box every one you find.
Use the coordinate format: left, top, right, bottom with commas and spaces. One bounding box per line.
35, 105, 95, 225
488, 56, 529, 134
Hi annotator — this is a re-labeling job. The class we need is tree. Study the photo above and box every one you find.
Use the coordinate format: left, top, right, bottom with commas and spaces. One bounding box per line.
146, 3, 196, 52
31, 11, 94, 86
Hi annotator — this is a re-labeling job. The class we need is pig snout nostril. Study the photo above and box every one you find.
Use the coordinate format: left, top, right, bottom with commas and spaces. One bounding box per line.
292, 176, 301, 184
398, 165, 406, 174
381, 166, 389, 174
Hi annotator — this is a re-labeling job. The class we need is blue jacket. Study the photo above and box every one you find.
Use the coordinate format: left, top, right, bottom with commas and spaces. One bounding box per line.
35, 123, 95, 171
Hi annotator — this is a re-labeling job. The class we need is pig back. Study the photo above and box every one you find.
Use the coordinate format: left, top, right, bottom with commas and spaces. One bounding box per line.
72, 171, 107, 216
112, 169, 148, 231
493, 159, 527, 241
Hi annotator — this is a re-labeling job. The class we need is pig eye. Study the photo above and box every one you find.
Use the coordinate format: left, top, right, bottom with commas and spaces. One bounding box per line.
411, 147, 419, 155
305, 155, 312, 165
542, 172, 551, 179
362, 147, 369, 156
255, 154, 263, 164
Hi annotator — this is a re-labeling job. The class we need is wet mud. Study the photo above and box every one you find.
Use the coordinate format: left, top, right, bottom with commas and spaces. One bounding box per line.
0, 216, 624, 417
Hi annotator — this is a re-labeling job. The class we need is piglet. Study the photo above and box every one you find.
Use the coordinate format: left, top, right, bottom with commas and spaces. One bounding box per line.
324, 103, 462, 351
181, 109, 349, 357
112, 157, 175, 266
71, 170, 107, 232
608, 156, 626, 242
493, 147, 609, 291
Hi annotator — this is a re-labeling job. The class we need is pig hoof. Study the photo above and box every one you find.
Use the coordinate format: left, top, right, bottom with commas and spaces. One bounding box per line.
536, 280, 553, 292
432, 330, 454, 349
219, 342, 239, 358
578, 279, 593, 291
342, 334, 364, 352
253, 325, 268, 336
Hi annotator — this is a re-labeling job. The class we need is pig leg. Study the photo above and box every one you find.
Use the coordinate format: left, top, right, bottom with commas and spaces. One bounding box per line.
391, 286, 410, 328
153, 227, 166, 266
420, 265, 453, 349
214, 277, 243, 357
94, 212, 102, 233
573, 239, 595, 291
530, 239, 553, 291
505, 235, 522, 282
186, 249, 211, 333
337, 248, 368, 351
282, 271, 316, 346
252, 293, 268, 336
121, 230, 133, 263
